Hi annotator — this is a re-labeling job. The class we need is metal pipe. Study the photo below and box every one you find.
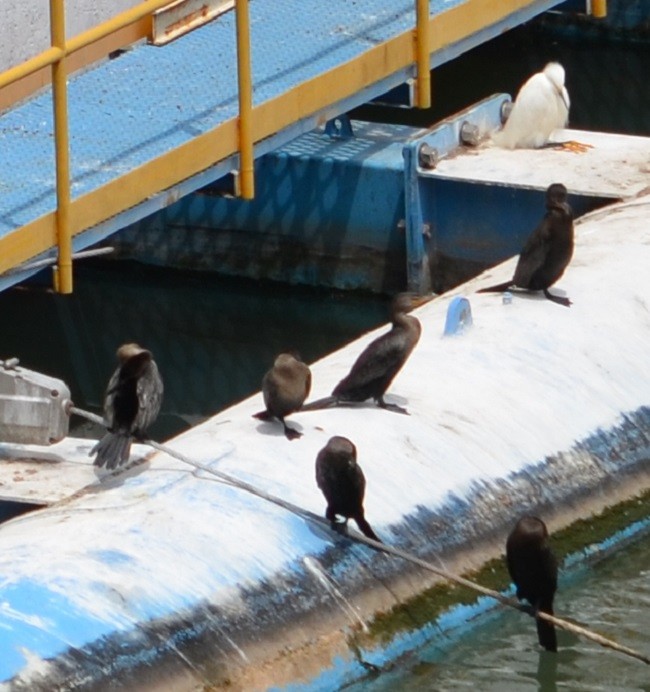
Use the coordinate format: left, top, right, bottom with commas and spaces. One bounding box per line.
0, 47, 64, 89
235, 0, 255, 199
590, 0, 607, 18
415, 0, 431, 109
50, 0, 73, 294
5, 247, 114, 276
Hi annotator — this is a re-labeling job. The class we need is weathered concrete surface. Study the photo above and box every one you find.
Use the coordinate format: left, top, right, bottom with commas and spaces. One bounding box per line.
0, 1, 140, 71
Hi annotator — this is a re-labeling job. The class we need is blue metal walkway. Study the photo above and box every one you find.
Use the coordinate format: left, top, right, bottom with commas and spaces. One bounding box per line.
0, 0, 561, 290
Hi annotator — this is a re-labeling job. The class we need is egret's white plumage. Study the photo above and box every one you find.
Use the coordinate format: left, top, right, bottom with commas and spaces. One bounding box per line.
493, 62, 570, 149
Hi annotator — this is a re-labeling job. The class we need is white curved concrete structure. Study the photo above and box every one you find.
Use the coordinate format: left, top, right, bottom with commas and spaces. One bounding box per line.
0, 193, 649, 690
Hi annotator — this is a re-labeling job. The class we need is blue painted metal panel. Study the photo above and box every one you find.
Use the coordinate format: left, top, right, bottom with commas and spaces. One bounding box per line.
110, 95, 616, 294
115, 121, 413, 291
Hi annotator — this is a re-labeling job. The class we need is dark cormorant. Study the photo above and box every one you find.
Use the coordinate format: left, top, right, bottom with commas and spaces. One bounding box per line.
92, 343, 164, 470
315, 436, 380, 542
506, 515, 558, 652
253, 353, 311, 440
302, 292, 430, 415
478, 183, 574, 307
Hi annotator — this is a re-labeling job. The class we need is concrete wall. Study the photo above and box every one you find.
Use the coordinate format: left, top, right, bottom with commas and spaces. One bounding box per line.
0, 1, 140, 71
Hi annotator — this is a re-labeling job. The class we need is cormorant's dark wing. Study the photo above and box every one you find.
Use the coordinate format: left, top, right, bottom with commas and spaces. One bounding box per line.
102, 367, 122, 428
513, 216, 551, 288
315, 454, 335, 502
333, 329, 407, 397
316, 454, 365, 501
304, 368, 312, 401
261, 369, 280, 411
134, 361, 164, 432
505, 547, 518, 586
263, 361, 311, 415
539, 546, 559, 593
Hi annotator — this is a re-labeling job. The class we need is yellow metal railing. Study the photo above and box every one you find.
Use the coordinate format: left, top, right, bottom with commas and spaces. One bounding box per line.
49, 0, 72, 293
0, 1, 598, 293
591, 0, 607, 18
0, 0, 456, 292
415, 0, 431, 109
235, 0, 255, 200
0, 0, 255, 293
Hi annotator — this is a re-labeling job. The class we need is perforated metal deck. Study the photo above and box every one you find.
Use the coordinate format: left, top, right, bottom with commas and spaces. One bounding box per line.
0, 0, 561, 286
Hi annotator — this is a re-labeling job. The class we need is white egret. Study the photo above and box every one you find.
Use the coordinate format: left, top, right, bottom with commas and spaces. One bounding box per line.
493, 62, 574, 149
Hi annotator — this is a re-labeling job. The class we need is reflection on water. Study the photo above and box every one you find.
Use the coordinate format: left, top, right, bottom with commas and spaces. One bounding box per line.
347, 534, 650, 691
0, 263, 387, 440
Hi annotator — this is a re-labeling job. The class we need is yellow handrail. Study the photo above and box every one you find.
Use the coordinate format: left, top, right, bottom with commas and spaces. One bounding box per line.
50, 0, 73, 294
415, 0, 431, 108
0, 0, 439, 288
235, 0, 255, 199
0, 47, 64, 90
66, 0, 161, 55
591, 0, 607, 18
0, 0, 255, 291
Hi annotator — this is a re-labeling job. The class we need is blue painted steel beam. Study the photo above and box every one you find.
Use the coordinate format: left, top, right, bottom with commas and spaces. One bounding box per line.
110, 93, 615, 295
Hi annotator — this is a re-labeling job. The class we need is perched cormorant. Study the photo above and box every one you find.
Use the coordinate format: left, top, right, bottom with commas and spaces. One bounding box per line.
315, 436, 380, 542
92, 343, 164, 470
253, 352, 311, 440
506, 516, 558, 653
302, 292, 430, 415
493, 62, 570, 150
478, 183, 574, 307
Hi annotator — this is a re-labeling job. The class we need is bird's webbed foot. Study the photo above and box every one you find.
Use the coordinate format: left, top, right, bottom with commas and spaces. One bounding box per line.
252, 409, 273, 421
377, 397, 409, 415
283, 422, 302, 441
544, 140, 593, 154
561, 140, 593, 154
544, 289, 572, 307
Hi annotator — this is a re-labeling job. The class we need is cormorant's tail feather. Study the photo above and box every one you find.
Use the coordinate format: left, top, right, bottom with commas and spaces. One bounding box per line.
92, 432, 132, 470
252, 410, 273, 420
299, 396, 338, 412
356, 516, 381, 543
536, 599, 557, 652
477, 280, 514, 294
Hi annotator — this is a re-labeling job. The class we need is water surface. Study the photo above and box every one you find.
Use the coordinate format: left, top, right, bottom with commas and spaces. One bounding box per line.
347, 533, 650, 691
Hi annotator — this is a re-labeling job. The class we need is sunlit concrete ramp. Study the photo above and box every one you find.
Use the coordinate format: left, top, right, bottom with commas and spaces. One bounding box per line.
0, 193, 649, 689
0, 0, 565, 291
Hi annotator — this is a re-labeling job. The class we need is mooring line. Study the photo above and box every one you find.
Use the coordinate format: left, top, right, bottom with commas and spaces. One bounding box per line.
69, 406, 650, 665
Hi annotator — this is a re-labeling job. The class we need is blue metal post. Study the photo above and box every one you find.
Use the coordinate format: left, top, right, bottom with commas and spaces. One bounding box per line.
402, 142, 431, 294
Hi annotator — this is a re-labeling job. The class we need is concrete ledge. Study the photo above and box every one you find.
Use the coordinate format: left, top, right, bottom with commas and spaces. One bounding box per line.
0, 194, 649, 689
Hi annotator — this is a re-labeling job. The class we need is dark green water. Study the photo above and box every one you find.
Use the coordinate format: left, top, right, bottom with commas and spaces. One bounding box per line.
348, 531, 650, 691
0, 263, 388, 441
